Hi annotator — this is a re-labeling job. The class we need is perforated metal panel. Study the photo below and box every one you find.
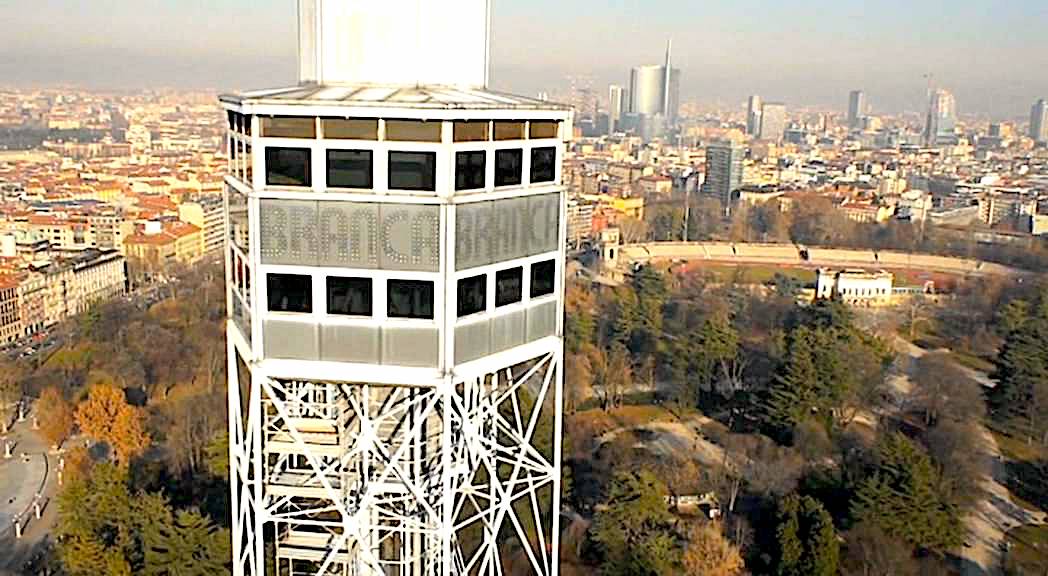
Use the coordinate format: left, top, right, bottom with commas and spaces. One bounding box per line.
261, 200, 441, 272
379, 204, 441, 272
491, 197, 529, 262
454, 320, 491, 364
260, 200, 320, 265
526, 193, 560, 255
263, 319, 319, 360
317, 201, 381, 268
492, 309, 526, 353
455, 194, 560, 271
382, 326, 440, 367
320, 324, 381, 364
526, 300, 558, 342
455, 201, 494, 271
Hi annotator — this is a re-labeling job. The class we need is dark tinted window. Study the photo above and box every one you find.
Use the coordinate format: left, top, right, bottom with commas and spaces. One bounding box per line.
265, 147, 311, 187
268, 274, 312, 313
389, 151, 437, 191
388, 280, 435, 320
531, 260, 556, 298
327, 150, 373, 189
496, 267, 524, 307
531, 147, 557, 183
495, 149, 523, 187
457, 274, 487, 317
327, 277, 372, 316
455, 151, 486, 191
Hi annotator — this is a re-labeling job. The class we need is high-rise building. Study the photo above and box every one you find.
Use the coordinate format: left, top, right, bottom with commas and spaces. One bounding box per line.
1030, 98, 1048, 144
701, 140, 745, 207
759, 102, 787, 142
924, 89, 958, 146
626, 40, 680, 140
221, 1, 570, 574
608, 84, 625, 135
847, 90, 865, 130
747, 95, 762, 136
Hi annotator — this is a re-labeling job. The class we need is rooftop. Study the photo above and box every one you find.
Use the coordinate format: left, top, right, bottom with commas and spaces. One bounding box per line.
220, 84, 572, 112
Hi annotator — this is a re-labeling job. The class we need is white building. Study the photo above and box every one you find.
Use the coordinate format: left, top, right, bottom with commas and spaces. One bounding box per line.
816, 268, 894, 307
222, 1, 571, 574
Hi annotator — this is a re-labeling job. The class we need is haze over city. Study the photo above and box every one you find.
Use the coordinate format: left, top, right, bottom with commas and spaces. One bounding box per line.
2, 0, 1047, 116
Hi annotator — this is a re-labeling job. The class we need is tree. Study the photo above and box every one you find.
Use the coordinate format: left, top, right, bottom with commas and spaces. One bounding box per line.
774, 494, 840, 576
565, 350, 594, 415
990, 306, 1048, 444
618, 216, 650, 244
143, 509, 232, 576
681, 522, 745, 576
841, 521, 918, 576
75, 381, 150, 466
909, 352, 986, 426
37, 386, 75, 448
851, 433, 964, 554
590, 471, 681, 576
56, 464, 231, 575
204, 432, 230, 481
0, 357, 23, 433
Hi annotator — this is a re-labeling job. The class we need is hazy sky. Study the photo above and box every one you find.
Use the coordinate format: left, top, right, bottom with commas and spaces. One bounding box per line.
2, 0, 1046, 118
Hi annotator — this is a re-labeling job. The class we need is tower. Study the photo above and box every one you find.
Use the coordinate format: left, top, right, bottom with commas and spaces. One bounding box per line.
746, 95, 762, 137
1030, 98, 1048, 144
759, 102, 787, 143
924, 89, 957, 146
221, 1, 572, 575
608, 85, 625, 135
701, 140, 744, 208
847, 90, 865, 131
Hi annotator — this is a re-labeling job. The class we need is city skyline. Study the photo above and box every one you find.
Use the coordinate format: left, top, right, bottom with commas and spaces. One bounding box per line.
1, 0, 1046, 118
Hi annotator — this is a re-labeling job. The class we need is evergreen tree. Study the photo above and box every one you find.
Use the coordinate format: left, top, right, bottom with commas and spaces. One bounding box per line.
851, 433, 965, 554
774, 494, 840, 576
590, 471, 681, 576
990, 310, 1048, 443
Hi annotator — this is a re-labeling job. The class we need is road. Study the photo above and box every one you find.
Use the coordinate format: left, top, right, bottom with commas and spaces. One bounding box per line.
0, 415, 60, 575
888, 336, 1044, 575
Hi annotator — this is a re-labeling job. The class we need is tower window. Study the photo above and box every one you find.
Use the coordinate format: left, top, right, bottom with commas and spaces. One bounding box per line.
261, 116, 316, 139
327, 149, 373, 189
389, 151, 437, 191
327, 277, 372, 316
496, 267, 524, 307
385, 120, 442, 142
531, 147, 557, 183
268, 274, 312, 313
265, 148, 311, 187
495, 149, 523, 187
455, 151, 486, 191
322, 118, 378, 140
388, 280, 435, 320
531, 260, 556, 298
454, 121, 490, 142
494, 121, 525, 141
457, 274, 487, 317
530, 121, 559, 139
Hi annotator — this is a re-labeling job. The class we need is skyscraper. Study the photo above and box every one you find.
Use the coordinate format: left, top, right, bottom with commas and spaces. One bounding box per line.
221, 1, 570, 574
759, 102, 787, 142
1030, 98, 1048, 144
702, 140, 745, 207
608, 84, 625, 135
924, 89, 958, 146
746, 95, 762, 137
848, 90, 865, 130
626, 40, 680, 140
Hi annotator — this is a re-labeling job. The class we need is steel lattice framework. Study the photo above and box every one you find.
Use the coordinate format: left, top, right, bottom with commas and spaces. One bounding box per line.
228, 336, 563, 576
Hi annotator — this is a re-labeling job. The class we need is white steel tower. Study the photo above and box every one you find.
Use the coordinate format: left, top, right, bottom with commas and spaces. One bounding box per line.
221, 1, 572, 574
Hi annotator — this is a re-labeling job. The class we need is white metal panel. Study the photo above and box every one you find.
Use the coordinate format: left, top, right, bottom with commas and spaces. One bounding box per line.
300, 0, 490, 88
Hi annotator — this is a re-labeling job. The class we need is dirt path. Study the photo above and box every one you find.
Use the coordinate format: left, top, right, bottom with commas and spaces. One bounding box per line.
889, 336, 1044, 575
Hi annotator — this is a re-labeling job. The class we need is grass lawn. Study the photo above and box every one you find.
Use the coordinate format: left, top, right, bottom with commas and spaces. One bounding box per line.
693, 264, 817, 286
1005, 525, 1048, 575
566, 404, 685, 457
949, 351, 996, 374
991, 428, 1047, 464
